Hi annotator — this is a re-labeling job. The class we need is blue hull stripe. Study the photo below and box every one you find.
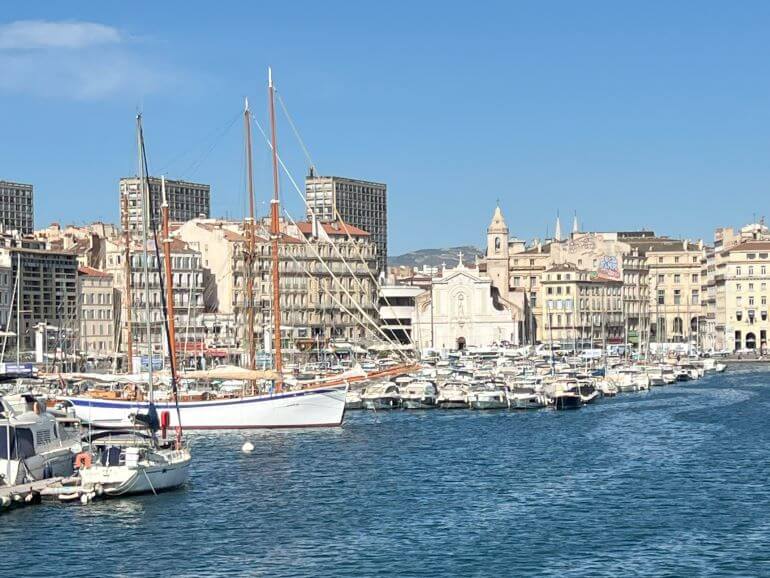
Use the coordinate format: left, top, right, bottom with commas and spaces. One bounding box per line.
68, 385, 346, 410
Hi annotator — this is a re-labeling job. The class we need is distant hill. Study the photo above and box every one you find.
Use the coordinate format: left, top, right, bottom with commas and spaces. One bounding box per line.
388, 246, 483, 268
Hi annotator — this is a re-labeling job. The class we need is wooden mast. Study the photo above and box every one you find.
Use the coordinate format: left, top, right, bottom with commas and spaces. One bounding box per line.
161, 176, 178, 372
268, 67, 283, 385
122, 190, 134, 370
244, 98, 257, 371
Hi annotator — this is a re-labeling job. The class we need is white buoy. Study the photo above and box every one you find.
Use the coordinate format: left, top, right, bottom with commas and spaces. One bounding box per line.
241, 441, 255, 453
80, 493, 89, 505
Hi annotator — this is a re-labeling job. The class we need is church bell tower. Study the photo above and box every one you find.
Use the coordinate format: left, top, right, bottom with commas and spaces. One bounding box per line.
486, 204, 510, 300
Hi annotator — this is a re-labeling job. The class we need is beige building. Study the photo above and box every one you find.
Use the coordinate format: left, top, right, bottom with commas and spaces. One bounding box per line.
718, 240, 770, 352
625, 237, 704, 344
176, 216, 380, 355
703, 223, 770, 352
475, 205, 750, 352
541, 263, 624, 347
413, 257, 525, 350
77, 266, 116, 357
35, 222, 117, 269
105, 238, 205, 358
483, 206, 651, 347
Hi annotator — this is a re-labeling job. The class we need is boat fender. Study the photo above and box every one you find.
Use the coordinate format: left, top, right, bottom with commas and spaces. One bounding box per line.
80, 493, 89, 505
74, 452, 92, 469
0, 495, 10, 507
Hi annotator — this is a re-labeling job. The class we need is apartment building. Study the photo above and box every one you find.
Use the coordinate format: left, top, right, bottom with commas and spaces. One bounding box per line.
305, 170, 387, 274
0, 181, 34, 234
120, 177, 210, 239
78, 266, 117, 356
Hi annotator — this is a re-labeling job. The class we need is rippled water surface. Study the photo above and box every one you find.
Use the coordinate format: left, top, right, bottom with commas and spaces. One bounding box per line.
4, 366, 770, 577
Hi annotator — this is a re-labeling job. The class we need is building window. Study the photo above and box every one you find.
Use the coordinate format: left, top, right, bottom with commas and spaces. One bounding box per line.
657, 289, 665, 305
674, 274, 680, 284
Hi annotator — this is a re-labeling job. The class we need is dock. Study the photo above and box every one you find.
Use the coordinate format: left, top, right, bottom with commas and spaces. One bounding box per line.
0, 477, 64, 510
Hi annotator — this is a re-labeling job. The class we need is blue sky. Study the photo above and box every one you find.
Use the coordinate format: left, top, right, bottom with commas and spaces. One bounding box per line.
1, 2, 770, 254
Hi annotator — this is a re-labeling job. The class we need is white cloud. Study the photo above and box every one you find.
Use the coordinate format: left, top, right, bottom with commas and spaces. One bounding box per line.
0, 20, 122, 50
0, 20, 168, 100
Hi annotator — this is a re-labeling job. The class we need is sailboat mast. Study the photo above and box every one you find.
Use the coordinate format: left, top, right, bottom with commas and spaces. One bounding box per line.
244, 99, 257, 371
268, 67, 283, 380
122, 191, 134, 370
137, 114, 154, 401
161, 176, 178, 373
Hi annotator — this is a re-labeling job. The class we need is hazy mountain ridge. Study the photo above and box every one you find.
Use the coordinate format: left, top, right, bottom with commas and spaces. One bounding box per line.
388, 246, 483, 268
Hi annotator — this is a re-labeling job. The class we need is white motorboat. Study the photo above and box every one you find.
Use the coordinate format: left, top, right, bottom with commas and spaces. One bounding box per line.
596, 379, 618, 397
1, 393, 81, 487
643, 366, 667, 387
400, 381, 438, 409
345, 389, 363, 410
508, 387, 547, 409
436, 383, 469, 409
467, 386, 508, 410
361, 383, 400, 410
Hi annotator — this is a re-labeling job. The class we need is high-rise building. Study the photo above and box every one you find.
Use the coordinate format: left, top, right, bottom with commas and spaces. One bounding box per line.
120, 177, 210, 238
305, 169, 387, 274
0, 181, 34, 234
10, 243, 79, 350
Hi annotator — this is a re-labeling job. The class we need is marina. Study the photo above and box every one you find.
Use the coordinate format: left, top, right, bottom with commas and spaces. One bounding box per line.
3, 4, 770, 575
2, 364, 769, 576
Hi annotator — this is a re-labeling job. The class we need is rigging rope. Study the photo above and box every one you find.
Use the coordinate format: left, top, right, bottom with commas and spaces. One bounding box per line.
272, 93, 417, 350
252, 112, 416, 354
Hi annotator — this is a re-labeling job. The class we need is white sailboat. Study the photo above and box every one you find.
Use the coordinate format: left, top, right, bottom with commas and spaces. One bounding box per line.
64, 70, 416, 429
73, 114, 191, 496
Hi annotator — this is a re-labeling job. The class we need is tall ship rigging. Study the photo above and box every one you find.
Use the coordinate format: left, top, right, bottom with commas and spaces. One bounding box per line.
62, 69, 417, 429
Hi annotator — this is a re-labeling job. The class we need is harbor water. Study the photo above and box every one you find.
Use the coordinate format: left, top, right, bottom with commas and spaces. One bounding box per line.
3, 365, 770, 577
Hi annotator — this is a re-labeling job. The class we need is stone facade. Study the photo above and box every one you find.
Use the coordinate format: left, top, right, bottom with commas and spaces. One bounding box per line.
77, 266, 117, 357
412, 259, 525, 351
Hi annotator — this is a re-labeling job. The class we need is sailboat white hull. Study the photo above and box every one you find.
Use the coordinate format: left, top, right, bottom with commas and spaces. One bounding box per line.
66, 384, 348, 429
79, 448, 191, 496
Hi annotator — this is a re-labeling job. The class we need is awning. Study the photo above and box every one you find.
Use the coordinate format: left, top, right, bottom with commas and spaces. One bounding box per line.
180, 365, 280, 381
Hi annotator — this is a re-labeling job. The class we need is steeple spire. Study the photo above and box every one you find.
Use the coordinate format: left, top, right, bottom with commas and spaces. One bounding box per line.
554, 212, 562, 242
572, 212, 579, 234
